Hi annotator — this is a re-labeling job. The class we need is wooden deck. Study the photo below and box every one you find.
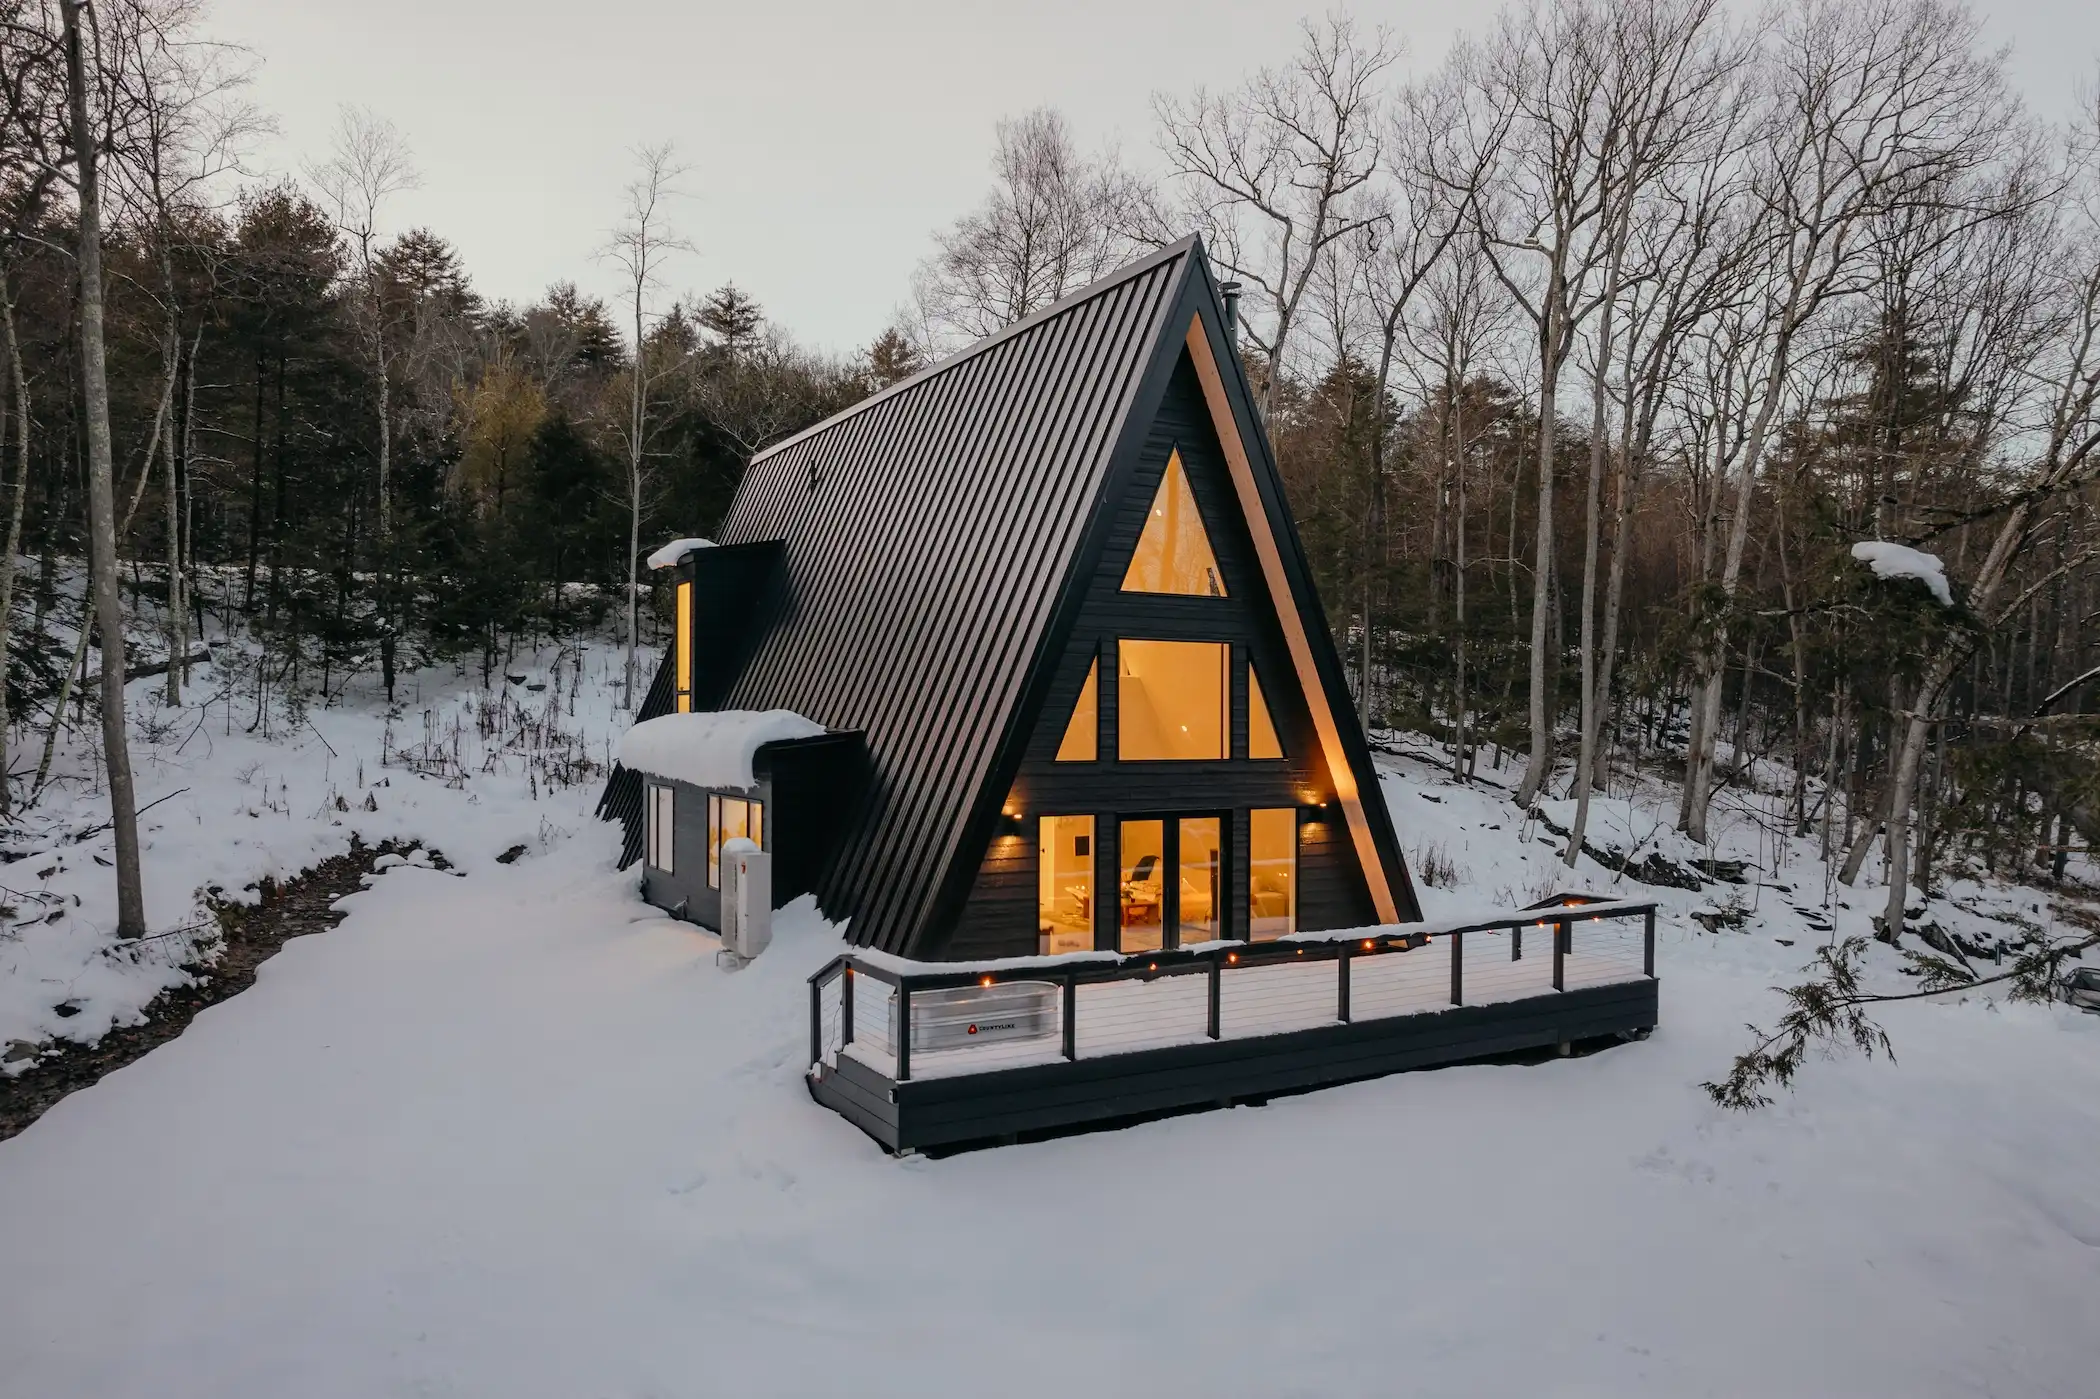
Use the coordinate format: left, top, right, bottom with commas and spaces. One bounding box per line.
806, 896, 1660, 1152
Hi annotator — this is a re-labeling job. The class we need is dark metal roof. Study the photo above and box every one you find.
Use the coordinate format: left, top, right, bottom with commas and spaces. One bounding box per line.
712, 240, 1198, 952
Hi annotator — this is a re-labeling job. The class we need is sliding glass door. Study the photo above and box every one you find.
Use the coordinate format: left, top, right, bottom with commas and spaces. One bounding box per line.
1118, 813, 1228, 953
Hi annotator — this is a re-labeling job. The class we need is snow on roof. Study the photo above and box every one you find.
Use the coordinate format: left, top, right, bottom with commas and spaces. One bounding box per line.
1851, 541, 1952, 607
646, 537, 714, 570
617, 709, 825, 790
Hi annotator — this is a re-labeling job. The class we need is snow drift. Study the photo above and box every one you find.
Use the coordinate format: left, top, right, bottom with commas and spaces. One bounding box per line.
645, 537, 714, 570
616, 709, 825, 790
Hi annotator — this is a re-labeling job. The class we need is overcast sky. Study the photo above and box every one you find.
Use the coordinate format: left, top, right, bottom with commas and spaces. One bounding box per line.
210, 0, 2098, 357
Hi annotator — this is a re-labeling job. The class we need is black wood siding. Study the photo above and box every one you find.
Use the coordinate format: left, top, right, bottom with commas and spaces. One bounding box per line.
948, 353, 1372, 959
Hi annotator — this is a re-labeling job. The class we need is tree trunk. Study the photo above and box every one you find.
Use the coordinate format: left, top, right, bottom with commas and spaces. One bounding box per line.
1567, 254, 1623, 866
0, 274, 35, 815
62, 0, 147, 937
1516, 304, 1562, 808
160, 325, 181, 705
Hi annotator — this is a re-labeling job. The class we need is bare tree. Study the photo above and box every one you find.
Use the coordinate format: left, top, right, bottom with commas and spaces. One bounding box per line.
104, 0, 259, 706
57, 0, 144, 935
599, 141, 691, 710
1341, 75, 1487, 725
309, 104, 417, 700
1677, 0, 2012, 842
1562, 0, 1752, 863
1455, 0, 1620, 809
1152, 15, 1394, 421
913, 107, 1143, 346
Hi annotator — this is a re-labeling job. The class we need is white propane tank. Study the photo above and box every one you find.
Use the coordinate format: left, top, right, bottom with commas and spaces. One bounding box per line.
718, 836, 772, 962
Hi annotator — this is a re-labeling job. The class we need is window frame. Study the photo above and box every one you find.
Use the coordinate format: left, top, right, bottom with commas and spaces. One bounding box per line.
647, 782, 676, 873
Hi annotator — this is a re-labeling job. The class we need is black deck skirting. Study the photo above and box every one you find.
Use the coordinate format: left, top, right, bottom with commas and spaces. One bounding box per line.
808, 977, 1659, 1151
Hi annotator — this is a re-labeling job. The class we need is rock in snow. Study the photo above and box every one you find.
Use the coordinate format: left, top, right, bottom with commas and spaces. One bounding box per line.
645, 536, 714, 570
1850, 540, 1953, 607
616, 709, 825, 790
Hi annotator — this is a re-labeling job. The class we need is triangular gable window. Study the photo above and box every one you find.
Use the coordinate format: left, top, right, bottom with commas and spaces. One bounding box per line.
1249, 664, 1284, 759
1055, 658, 1099, 761
1121, 449, 1225, 597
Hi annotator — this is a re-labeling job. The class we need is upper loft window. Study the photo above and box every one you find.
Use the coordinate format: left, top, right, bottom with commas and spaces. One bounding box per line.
1121, 449, 1225, 598
1055, 658, 1099, 762
675, 580, 693, 713
1118, 639, 1228, 761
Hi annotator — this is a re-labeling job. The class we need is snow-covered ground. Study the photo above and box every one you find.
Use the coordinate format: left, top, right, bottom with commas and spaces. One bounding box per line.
3, 639, 2100, 1395
3, 631, 624, 1063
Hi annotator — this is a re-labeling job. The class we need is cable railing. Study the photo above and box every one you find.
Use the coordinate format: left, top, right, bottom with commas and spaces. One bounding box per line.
808, 894, 1658, 1085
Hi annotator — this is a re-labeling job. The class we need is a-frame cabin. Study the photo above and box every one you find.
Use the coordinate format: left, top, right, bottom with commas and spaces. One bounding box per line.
602, 236, 1420, 959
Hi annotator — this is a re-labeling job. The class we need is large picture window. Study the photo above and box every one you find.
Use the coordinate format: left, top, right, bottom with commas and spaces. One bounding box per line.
1121, 449, 1226, 597
1117, 639, 1229, 761
647, 784, 675, 873
707, 793, 763, 889
1037, 814, 1095, 955
1249, 807, 1297, 940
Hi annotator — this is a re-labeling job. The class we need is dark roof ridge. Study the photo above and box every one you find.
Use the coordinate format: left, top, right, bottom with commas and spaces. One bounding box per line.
750, 234, 1203, 467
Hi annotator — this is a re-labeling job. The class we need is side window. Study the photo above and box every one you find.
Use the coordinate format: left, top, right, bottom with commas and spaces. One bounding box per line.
708, 794, 765, 889
648, 784, 676, 873
1248, 664, 1285, 759
1054, 658, 1099, 762
675, 581, 693, 713
1249, 807, 1297, 940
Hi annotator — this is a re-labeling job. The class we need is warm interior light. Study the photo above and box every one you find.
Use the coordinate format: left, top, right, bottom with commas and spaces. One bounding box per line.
1227, 953, 1238, 964
1148, 962, 1158, 972
980, 976, 994, 987
1362, 939, 1374, 950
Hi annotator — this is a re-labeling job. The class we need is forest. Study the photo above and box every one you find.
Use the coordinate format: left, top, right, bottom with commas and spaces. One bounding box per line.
3, 0, 2099, 956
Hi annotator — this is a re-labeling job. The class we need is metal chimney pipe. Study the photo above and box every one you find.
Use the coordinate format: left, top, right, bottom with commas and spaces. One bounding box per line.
1220, 281, 1241, 337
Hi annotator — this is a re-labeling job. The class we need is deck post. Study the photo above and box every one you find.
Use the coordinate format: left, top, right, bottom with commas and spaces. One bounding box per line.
896, 983, 912, 1081
1644, 908, 1656, 977
1450, 929, 1463, 1005
1553, 920, 1565, 992
841, 966, 855, 1046
1207, 955, 1221, 1039
1337, 943, 1352, 1023
1063, 972, 1078, 1060
1512, 923, 1522, 961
